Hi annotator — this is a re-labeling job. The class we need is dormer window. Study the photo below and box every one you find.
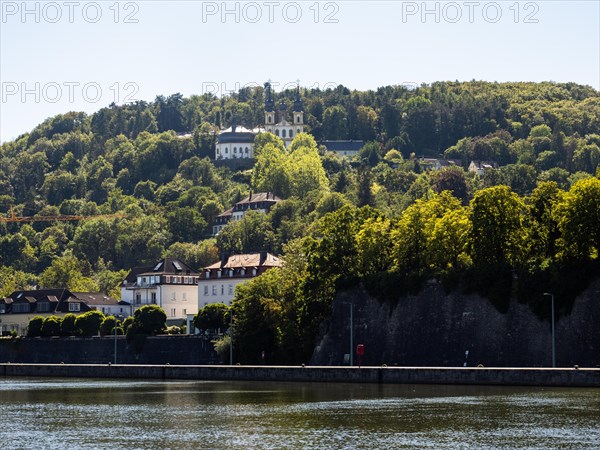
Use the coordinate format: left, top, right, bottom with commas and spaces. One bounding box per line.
69, 303, 81, 312
217, 270, 222, 278
252, 268, 257, 276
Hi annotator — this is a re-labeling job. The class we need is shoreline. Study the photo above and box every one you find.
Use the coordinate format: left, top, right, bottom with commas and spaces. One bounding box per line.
1, 364, 599, 387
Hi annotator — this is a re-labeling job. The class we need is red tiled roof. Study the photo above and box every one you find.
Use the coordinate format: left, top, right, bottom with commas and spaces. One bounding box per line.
205, 253, 282, 270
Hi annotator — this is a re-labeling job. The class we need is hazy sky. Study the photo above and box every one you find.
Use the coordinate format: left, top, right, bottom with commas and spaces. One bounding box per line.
1, 0, 599, 142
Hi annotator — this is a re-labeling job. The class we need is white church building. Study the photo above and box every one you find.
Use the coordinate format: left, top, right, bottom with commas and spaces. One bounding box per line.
215, 82, 305, 159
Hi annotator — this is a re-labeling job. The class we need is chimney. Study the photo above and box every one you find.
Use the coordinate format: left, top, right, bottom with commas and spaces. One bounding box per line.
249, 190, 253, 201
259, 250, 267, 266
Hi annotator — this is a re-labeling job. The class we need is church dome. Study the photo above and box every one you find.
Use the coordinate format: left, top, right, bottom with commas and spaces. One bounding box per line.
217, 122, 255, 144
293, 91, 303, 112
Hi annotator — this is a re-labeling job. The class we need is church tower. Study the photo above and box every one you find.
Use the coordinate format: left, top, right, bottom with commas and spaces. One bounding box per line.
278, 99, 288, 125
264, 80, 305, 148
264, 82, 275, 134
292, 86, 304, 136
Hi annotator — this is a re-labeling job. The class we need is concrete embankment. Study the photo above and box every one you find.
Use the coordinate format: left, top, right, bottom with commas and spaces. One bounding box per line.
1, 364, 599, 387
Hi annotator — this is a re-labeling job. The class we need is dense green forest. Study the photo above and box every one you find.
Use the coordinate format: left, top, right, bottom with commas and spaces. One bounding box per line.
1, 81, 600, 362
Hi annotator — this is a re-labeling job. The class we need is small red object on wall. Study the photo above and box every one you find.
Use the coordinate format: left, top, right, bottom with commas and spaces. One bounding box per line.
356, 344, 365, 367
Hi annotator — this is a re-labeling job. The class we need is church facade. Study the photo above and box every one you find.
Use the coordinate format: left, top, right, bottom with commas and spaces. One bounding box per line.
264, 83, 305, 149
215, 82, 304, 159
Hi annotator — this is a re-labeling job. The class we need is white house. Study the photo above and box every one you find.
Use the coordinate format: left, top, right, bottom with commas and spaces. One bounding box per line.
469, 160, 499, 176
212, 192, 282, 235
72, 292, 132, 318
198, 252, 283, 307
0, 289, 130, 336
121, 258, 200, 324
321, 140, 364, 157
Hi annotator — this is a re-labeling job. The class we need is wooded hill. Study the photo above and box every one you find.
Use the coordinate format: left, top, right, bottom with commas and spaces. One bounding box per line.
1, 82, 599, 361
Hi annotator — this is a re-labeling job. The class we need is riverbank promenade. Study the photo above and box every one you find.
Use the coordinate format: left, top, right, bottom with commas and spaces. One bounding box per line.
1, 364, 599, 387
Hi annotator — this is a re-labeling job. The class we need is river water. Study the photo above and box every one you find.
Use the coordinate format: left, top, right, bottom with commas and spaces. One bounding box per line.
0, 378, 599, 449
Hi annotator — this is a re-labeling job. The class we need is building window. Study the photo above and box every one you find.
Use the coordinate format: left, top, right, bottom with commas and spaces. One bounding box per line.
182, 309, 187, 316
166, 276, 171, 283
182, 292, 187, 301
170, 308, 176, 317
136, 293, 141, 304
221, 285, 224, 295
228, 285, 233, 295
225, 148, 229, 153
297, 128, 301, 134
296, 116, 300, 123
12, 303, 30, 313
282, 129, 286, 138
275, 130, 279, 137
234, 147, 237, 153
204, 286, 208, 295
69, 303, 80, 312
171, 292, 176, 300
268, 116, 272, 123
245, 147, 249, 153
37, 303, 51, 313
212, 286, 217, 295
289, 129, 293, 138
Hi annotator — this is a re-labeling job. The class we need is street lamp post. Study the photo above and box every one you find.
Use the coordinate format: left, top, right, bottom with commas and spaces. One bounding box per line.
341, 302, 353, 366
543, 293, 556, 368
229, 309, 233, 366
114, 314, 124, 365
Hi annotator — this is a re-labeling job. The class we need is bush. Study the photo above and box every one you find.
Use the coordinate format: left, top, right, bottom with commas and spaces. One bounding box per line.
166, 325, 182, 335
193, 303, 229, 332
127, 305, 167, 337
60, 313, 77, 336
121, 316, 134, 333
75, 310, 105, 336
212, 335, 231, 363
99, 316, 117, 336
26, 316, 45, 337
40, 316, 62, 337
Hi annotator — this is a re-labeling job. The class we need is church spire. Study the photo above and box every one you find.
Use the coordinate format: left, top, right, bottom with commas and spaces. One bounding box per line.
293, 84, 303, 112
264, 81, 274, 112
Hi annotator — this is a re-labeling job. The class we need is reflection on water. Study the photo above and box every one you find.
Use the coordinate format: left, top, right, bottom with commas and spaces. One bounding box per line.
1, 378, 599, 449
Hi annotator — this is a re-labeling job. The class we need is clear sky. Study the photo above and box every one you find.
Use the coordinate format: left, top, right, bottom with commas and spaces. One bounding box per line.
1, 0, 599, 142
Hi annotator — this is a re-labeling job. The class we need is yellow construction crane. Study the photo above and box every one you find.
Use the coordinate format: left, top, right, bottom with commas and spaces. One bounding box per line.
0, 206, 125, 223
